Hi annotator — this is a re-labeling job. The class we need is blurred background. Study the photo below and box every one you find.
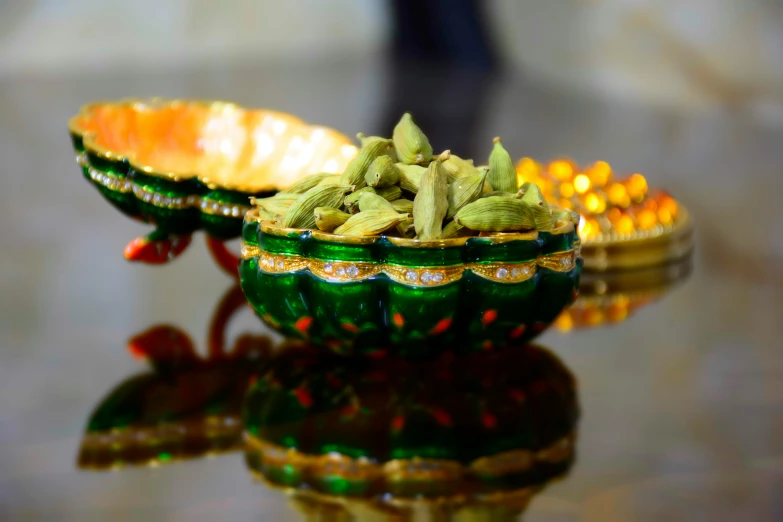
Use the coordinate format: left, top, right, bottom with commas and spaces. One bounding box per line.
3, 0, 783, 113
1, 1, 783, 520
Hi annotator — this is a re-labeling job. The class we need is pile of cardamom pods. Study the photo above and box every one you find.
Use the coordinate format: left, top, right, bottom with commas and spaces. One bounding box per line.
250, 114, 569, 239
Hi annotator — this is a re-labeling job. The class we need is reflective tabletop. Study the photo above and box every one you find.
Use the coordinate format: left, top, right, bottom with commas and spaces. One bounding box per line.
1, 60, 782, 521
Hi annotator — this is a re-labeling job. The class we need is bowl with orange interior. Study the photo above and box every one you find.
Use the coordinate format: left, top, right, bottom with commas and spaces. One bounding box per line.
68, 99, 358, 273
239, 115, 582, 357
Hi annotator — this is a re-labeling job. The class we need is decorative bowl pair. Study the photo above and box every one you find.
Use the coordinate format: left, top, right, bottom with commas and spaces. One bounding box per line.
69, 98, 586, 353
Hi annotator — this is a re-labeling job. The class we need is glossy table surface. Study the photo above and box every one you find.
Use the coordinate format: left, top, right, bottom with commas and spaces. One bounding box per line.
1, 59, 782, 521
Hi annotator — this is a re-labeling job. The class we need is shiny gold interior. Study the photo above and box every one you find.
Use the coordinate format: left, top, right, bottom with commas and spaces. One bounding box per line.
70, 99, 358, 192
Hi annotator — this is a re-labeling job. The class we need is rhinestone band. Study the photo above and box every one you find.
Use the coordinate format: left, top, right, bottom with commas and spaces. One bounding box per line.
81, 156, 251, 217
310, 260, 381, 282
470, 261, 537, 283
536, 250, 577, 272
257, 252, 310, 274
243, 247, 578, 286
132, 183, 189, 209
384, 264, 463, 287
89, 168, 133, 193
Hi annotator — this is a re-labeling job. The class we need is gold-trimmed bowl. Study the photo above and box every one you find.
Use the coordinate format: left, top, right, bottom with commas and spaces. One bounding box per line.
239, 209, 582, 357
68, 98, 358, 267
516, 158, 694, 270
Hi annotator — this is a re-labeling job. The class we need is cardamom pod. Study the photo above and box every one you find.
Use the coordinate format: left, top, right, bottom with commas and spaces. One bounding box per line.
454, 196, 536, 232
519, 182, 555, 231
282, 173, 336, 194
441, 220, 465, 239
316, 175, 342, 186
399, 217, 416, 238
446, 166, 489, 219
518, 182, 545, 205
481, 190, 516, 199
375, 185, 402, 202
250, 194, 298, 216
282, 184, 354, 229
365, 156, 400, 188
550, 207, 578, 227
413, 151, 450, 239
358, 132, 398, 163
488, 137, 518, 193
357, 192, 396, 213
252, 207, 277, 221
339, 137, 392, 189
356, 192, 410, 235
442, 154, 476, 182
396, 163, 426, 194
314, 206, 351, 232
390, 198, 414, 214
334, 209, 409, 236
344, 186, 376, 213
393, 113, 433, 165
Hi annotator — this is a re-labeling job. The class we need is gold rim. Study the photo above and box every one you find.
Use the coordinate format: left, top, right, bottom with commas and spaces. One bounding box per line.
251, 213, 574, 248
580, 208, 693, 270
69, 98, 356, 193
254, 471, 549, 513
242, 247, 576, 285
580, 203, 692, 248
246, 433, 575, 484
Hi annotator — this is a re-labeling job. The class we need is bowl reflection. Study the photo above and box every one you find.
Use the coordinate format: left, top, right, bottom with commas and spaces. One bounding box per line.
244, 342, 579, 516
77, 285, 273, 469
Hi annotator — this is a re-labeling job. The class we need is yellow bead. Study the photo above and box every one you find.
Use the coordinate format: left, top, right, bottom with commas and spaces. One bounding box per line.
626, 173, 648, 201
558, 198, 574, 210
549, 159, 575, 181
587, 161, 612, 187
636, 209, 657, 230
607, 183, 630, 208
658, 208, 673, 225
614, 215, 635, 234
573, 174, 591, 194
584, 192, 606, 214
516, 157, 541, 179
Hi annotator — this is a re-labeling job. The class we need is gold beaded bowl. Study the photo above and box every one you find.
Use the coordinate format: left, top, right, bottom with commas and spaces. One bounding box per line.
67, 98, 358, 271
516, 158, 694, 270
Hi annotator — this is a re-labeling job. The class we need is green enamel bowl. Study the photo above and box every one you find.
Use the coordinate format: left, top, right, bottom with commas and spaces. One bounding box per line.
68, 98, 357, 241
244, 343, 578, 504
239, 209, 582, 357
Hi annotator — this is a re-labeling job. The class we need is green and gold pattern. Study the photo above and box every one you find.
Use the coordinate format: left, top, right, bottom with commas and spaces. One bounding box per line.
246, 247, 576, 286
239, 210, 582, 355
73, 149, 271, 240
69, 99, 357, 242
244, 344, 578, 504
